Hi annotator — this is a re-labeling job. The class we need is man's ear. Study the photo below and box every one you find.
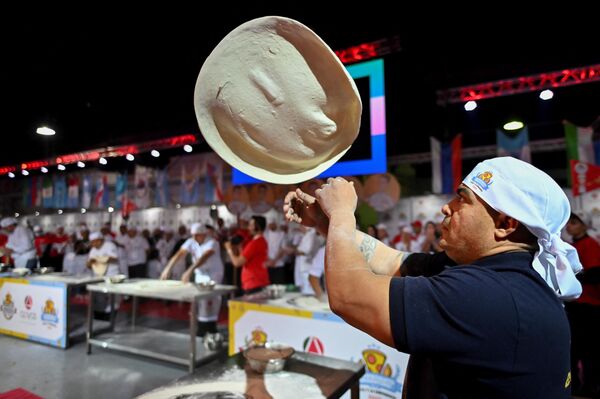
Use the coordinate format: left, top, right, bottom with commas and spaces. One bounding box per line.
494, 214, 519, 239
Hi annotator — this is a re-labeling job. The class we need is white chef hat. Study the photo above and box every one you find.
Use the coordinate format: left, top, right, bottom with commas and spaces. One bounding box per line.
571, 210, 592, 227
0, 217, 17, 228
463, 157, 582, 300
190, 223, 207, 235
89, 231, 103, 241
194, 16, 362, 184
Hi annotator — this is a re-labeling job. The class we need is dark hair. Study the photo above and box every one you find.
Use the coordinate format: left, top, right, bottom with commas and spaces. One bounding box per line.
252, 215, 266, 232
230, 235, 243, 245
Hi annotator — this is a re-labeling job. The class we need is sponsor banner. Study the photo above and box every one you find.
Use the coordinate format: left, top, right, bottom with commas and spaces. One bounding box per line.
0, 278, 67, 348
229, 299, 408, 398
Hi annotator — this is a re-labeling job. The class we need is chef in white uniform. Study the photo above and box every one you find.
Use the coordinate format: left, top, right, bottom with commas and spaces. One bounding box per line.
87, 231, 120, 318
160, 223, 224, 336
87, 231, 120, 277
1, 217, 37, 269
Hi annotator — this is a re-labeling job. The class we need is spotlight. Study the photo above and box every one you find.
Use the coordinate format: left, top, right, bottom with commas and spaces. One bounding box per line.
539, 89, 554, 100
503, 121, 525, 131
464, 101, 477, 111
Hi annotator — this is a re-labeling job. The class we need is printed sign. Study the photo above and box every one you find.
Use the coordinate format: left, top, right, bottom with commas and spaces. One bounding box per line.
229, 299, 408, 398
0, 279, 66, 348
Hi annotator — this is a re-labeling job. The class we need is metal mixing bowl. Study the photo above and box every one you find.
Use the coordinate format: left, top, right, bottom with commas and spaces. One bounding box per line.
243, 342, 294, 373
264, 284, 286, 299
195, 280, 216, 291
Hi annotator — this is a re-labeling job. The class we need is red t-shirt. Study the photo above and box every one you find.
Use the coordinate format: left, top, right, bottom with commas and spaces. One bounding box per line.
573, 235, 600, 306
241, 235, 270, 291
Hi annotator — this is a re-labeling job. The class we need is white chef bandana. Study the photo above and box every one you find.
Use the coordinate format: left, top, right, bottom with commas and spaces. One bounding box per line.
463, 157, 582, 300
0, 217, 17, 228
89, 232, 103, 241
190, 223, 207, 235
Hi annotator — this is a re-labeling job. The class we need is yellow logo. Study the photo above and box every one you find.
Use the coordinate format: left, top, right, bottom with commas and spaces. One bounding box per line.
252, 328, 267, 345
565, 371, 571, 388
362, 349, 392, 376
43, 299, 56, 315
4, 293, 13, 306
478, 171, 493, 184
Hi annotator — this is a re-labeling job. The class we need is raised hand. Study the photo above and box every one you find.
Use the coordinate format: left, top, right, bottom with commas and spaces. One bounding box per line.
283, 188, 329, 236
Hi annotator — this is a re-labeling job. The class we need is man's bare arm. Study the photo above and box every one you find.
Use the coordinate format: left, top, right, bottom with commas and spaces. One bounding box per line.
283, 188, 408, 276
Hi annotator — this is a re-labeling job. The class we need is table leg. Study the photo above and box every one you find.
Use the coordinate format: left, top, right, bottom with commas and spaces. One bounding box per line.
189, 300, 198, 373
66, 285, 72, 348
351, 382, 359, 399
86, 291, 94, 354
132, 296, 138, 329
109, 293, 116, 331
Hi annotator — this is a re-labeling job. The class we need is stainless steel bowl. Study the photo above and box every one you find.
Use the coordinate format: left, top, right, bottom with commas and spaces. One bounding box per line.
243, 342, 294, 373
264, 284, 286, 299
105, 274, 127, 284
195, 280, 216, 291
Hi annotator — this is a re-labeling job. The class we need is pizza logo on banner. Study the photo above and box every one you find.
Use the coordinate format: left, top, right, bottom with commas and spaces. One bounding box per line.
362, 348, 393, 377
1, 293, 17, 320
24, 295, 32, 310
244, 327, 268, 348
41, 299, 59, 327
303, 336, 325, 355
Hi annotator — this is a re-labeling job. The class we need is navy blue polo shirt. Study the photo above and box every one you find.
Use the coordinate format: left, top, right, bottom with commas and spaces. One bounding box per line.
390, 251, 571, 398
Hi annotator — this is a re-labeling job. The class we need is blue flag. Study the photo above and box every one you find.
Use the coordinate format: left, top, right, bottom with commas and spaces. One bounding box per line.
496, 127, 531, 163
53, 176, 67, 209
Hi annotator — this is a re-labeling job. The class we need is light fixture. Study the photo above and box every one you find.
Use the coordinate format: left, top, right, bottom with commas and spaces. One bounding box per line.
8, 172, 15, 178
40, 166, 48, 173
107, 206, 114, 213
539, 89, 554, 100
151, 150, 160, 158
57, 164, 66, 171
36, 126, 56, 136
464, 101, 478, 111
35, 211, 40, 216
99, 157, 108, 165
183, 144, 193, 153
14, 212, 19, 218
57, 209, 63, 215
77, 161, 85, 168
126, 154, 135, 161
503, 120, 525, 131
210, 204, 217, 210
21, 170, 29, 176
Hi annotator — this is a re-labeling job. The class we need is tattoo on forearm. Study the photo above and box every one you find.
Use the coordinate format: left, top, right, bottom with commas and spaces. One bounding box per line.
358, 234, 377, 262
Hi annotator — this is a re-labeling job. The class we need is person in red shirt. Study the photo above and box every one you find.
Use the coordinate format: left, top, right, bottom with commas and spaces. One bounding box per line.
565, 211, 600, 396
225, 215, 269, 294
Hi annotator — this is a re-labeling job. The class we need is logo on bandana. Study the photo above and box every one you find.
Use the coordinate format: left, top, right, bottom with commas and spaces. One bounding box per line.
471, 171, 494, 191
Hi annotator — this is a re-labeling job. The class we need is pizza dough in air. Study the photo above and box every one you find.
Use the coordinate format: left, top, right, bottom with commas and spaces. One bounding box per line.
194, 16, 362, 184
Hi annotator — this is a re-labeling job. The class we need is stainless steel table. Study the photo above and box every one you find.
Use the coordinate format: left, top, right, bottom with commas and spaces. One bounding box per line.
136, 350, 365, 399
86, 279, 236, 372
